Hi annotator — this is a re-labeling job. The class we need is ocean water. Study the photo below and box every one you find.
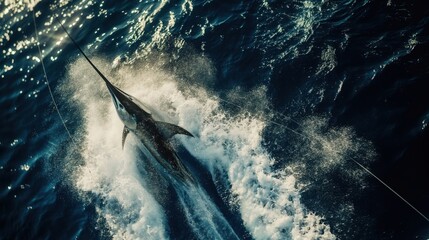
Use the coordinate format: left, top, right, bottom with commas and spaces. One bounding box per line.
1, 0, 428, 239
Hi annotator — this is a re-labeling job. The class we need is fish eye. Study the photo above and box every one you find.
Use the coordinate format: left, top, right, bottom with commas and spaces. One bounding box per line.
119, 104, 124, 109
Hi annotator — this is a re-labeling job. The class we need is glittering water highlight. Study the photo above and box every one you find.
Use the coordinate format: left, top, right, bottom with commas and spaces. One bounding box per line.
1, 0, 429, 239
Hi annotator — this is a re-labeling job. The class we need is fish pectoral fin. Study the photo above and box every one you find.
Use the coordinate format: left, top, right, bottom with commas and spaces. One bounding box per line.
122, 126, 130, 149
155, 121, 194, 139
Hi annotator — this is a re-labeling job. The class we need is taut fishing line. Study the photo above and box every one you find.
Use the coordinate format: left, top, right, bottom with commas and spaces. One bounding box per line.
31, 5, 429, 223
213, 93, 429, 223
276, 106, 429, 222
32, 8, 77, 147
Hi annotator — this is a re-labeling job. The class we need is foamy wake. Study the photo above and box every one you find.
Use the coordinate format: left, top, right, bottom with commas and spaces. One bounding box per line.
62, 57, 335, 239
178, 98, 335, 240
62, 59, 170, 239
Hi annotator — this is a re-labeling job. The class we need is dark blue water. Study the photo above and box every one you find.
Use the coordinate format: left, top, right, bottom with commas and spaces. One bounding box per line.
1, 0, 428, 239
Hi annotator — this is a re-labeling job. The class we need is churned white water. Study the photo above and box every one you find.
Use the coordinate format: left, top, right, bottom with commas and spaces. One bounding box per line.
61, 56, 336, 239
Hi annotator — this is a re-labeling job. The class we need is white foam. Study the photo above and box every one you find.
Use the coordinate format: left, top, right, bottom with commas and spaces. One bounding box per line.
175, 184, 240, 240
289, 117, 375, 189
180, 107, 336, 240
62, 56, 336, 239
63, 59, 169, 240
120, 61, 335, 239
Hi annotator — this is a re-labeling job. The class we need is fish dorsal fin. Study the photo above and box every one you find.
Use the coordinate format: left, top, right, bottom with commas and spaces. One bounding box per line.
155, 121, 194, 139
122, 126, 130, 149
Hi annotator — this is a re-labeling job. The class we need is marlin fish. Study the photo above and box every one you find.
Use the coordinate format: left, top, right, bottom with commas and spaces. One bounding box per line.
57, 20, 195, 182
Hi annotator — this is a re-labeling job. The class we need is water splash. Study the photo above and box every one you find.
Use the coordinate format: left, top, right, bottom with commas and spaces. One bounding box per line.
59, 55, 336, 239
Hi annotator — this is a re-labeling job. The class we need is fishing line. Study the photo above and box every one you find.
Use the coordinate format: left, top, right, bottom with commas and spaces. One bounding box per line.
32, 4, 428, 223
32, 7, 122, 176
214, 96, 307, 138
350, 158, 429, 222
31, 8, 78, 148
213, 95, 429, 223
